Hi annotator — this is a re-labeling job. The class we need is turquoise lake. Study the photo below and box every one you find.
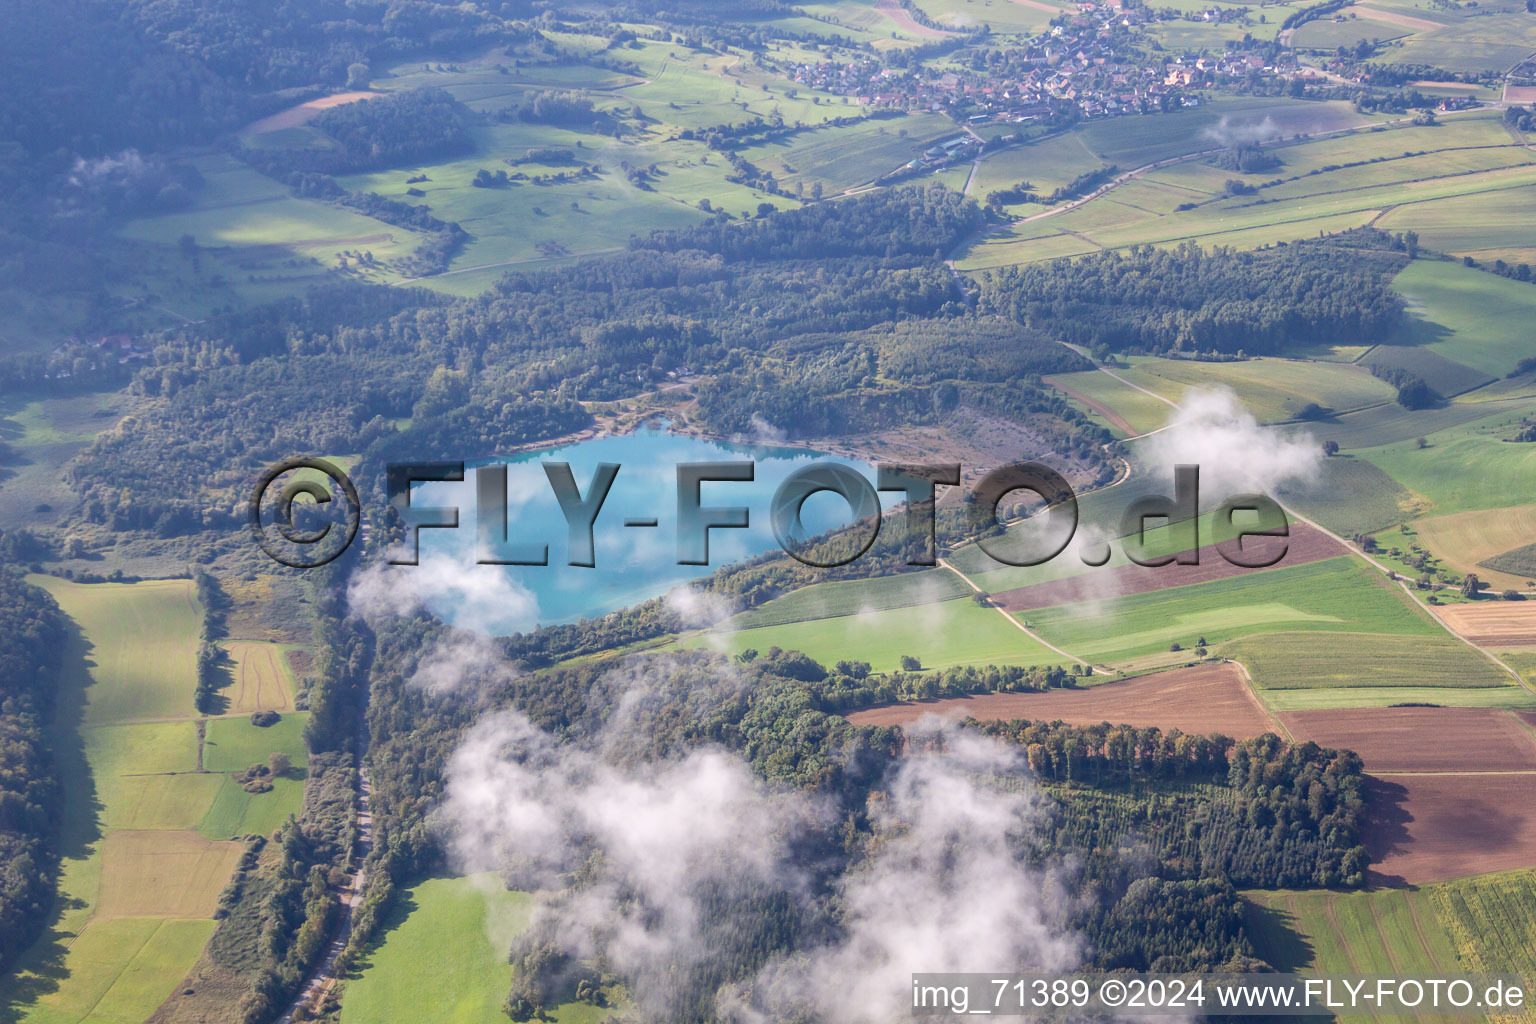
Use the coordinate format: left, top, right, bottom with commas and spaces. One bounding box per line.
411, 426, 891, 633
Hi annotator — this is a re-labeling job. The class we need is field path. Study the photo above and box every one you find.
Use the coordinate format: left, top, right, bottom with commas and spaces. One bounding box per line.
1046, 377, 1136, 435
937, 557, 1090, 667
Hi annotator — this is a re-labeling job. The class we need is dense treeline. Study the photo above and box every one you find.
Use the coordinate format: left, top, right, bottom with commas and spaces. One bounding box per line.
193, 569, 229, 713
633, 186, 985, 262
245, 87, 474, 176
1370, 364, 1439, 409
977, 721, 1369, 887
979, 235, 1405, 357
67, 188, 1071, 552
497, 90, 599, 126
193, 573, 367, 1024
342, 630, 1371, 1022
0, 574, 68, 972
122, 0, 530, 93
0, 0, 525, 302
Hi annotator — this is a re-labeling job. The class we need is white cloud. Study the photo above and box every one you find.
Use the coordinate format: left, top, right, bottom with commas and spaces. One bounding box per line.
347, 551, 541, 634
1140, 387, 1322, 500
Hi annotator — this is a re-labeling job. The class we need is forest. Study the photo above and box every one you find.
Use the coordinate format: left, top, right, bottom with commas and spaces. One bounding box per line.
978, 232, 1408, 357
0, 573, 68, 972
334, 623, 1368, 1024
244, 87, 475, 176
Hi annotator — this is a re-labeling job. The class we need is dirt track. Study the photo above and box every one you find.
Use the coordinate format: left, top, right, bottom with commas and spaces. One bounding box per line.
1045, 376, 1136, 436
1282, 706, 1536, 772
990, 521, 1345, 613
1365, 773, 1536, 884
1434, 601, 1536, 645
844, 661, 1279, 737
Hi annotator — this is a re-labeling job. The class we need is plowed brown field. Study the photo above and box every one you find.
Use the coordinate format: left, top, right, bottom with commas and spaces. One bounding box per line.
991, 521, 1345, 612
1365, 773, 1536, 884
1282, 706, 1536, 772
843, 661, 1278, 737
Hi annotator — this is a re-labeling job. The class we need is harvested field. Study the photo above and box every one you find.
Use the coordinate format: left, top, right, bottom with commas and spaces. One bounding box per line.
222, 640, 295, 713
1365, 773, 1536, 884
1434, 601, 1536, 645
843, 661, 1279, 737
1343, 4, 1445, 31
97, 830, 245, 918
1413, 502, 1536, 592
241, 91, 383, 135
875, 0, 952, 37
1281, 707, 1536, 772
991, 521, 1344, 612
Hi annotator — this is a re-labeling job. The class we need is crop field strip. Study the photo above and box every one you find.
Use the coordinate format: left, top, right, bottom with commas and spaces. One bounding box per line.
1434, 602, 1536, 645
991, 521, 1345, 613
1243, 885, 1462, 1013
959, 111, 1536, 268
10, 577, 310, 1024
1020, 554, 1446, 667
843, 661, 1281, 737
685, 595, 1064, 671
1226, 627, 1516, 693
1247, 871, 1536, 1024
1073, 355, 1397, 427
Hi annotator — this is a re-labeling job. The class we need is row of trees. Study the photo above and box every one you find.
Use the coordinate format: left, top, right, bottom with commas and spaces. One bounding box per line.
0, 573, 68, 971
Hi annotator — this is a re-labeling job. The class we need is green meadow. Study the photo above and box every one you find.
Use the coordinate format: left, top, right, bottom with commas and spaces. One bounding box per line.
1247, 869, 1536, 1023
1382, 0, 1536, 73
728, 569, 969, 629
1308, 396, 1531, 451
1388, 259, 1536, 379
738, 112, 956, 195
0, 392, 132, 534
912, 0, 1063, 32
1360, 404, 1536, 516
1023, 556, 1439, 665
1256, 683, 1536, 711
689, 595, 1063, 671
1224, 630, 1513, 691
959, 111, 1536, 269
3, 578, 306, 1024
34, 577, 202, 726
343, 876, 612, 1024
1245, 887, 1457, 977
1045, 368, 1175, 437
14, 918, 220, 1024
1094, 356, 1394, 425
